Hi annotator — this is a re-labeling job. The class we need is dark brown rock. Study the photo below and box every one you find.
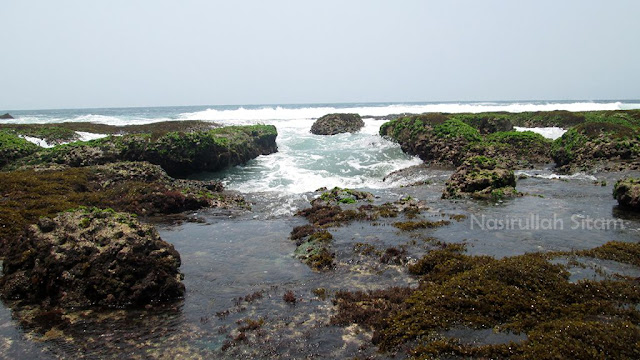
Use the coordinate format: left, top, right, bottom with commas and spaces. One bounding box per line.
0, 113, 14, 120
311, 113, 364, 135
0, 208, 185, 308
613, 178, 640, 211
442, 156, 518, 200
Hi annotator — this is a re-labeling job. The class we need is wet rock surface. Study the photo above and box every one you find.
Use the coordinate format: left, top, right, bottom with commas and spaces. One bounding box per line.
552, 122, 640, 173
0, 208, 185, 308
310, 113, 364, 135
442, 156, 518, 200
0, 113, 14, 120
0, 161, 244, 255
381, 110, 640, 172
614, 177, 640, 211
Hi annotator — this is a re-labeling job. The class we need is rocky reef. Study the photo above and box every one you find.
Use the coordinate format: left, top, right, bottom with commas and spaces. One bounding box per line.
379, 114, 553, 169
442, 156, 518, 200
613, 178, 640, 211
7, 124, 278, 177
380, 110, 640, 173
0, 207, 184, 308
310, 113, 364, 135
0, 113, 13, 119
552, 122, 640, 173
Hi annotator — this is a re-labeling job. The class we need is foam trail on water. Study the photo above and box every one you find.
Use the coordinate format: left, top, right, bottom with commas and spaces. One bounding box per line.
20, 135, 53, 148
210, 118, 423, 195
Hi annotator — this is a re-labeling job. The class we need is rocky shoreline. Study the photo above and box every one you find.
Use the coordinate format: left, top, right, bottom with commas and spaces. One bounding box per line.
1, 111, 640, 358
0, 121, 278, 311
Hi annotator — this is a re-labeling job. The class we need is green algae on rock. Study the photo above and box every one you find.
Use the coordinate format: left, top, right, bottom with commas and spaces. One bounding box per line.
613, 178, 640, 211
310, 113, 364, 135
8, 124, 278, 177
0, 162, 244, 255
0, 130, 40, 168
442, 156, 519, 200
311, 186, 374, 206
0, 207, 185, 308
0, 120, 219, 145
380, 110, 640, 172
552, 122, 640, 173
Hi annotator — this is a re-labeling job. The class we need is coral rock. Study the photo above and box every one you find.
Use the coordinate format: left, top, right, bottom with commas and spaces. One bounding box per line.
0, 208, 185, 308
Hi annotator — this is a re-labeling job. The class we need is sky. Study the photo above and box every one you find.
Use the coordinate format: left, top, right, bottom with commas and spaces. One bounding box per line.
1, 0, 639, 110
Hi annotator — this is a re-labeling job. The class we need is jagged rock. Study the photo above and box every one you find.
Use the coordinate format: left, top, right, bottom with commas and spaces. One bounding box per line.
311, 113, 364, 135
442, 156, 518, 200
0, 113, 14, 119
0, 208, 185, 308
613, 178, 640, 211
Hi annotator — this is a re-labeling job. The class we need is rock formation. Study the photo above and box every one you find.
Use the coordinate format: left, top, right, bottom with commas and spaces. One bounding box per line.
311, 113, 364, 135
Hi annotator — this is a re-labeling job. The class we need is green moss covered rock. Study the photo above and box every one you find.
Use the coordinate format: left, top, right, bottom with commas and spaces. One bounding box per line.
0, 130, 40, 167
613, 178, 640, 211
552, 122, 640, 172
10, 125, 278, 177
310, 113, 364, 135
442, 156, 518, 200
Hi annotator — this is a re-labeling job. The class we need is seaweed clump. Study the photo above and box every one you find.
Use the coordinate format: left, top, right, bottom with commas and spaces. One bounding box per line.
291, 227, 334, 271
331, 244, 640, 358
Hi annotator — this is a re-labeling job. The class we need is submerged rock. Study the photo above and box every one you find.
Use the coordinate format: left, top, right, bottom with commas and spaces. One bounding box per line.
311, 113, 364, 135
0, 208, 185, 308
442, 156, 518, 200
0, 113, 14, 119
613, 178, 640, 211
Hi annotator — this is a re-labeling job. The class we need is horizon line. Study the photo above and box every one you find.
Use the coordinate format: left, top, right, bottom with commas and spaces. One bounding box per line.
3, 98, 640, 113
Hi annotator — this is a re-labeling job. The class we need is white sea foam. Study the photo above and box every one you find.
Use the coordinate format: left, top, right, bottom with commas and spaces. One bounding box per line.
515, 170, 597, 181
20, 135, 53, 148
75, 131, 109, 141
514, 126, 567, 140
178, 101, 628, 124
19, 131, 110, 148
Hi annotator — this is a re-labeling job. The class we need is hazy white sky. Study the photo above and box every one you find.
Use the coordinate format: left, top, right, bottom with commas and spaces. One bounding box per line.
1, 0, 639, 110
